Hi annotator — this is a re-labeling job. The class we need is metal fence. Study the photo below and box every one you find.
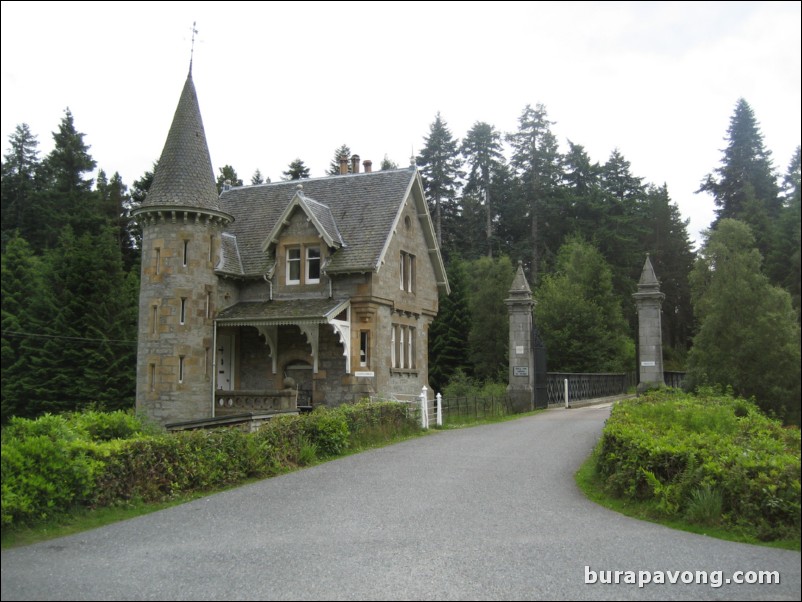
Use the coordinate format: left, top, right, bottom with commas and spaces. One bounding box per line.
395, 371, 684, 428
664, 371, 686, 389
545, 372, 633, 406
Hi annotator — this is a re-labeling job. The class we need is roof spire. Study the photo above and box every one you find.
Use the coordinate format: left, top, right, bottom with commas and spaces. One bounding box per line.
189, 21, 198, 74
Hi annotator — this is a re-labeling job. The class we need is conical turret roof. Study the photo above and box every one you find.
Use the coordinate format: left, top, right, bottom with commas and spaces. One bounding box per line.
141, 69, 221, 212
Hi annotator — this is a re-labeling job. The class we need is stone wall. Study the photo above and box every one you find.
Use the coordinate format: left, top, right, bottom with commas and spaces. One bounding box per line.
136, 213, 223, 425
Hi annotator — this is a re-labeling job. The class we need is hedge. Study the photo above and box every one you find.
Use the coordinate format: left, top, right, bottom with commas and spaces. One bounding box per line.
595, 389, 801, 540
1, 403, 419, 528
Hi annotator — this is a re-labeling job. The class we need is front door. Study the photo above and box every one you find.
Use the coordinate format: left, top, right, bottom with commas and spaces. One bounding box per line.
217, 333, 235, 390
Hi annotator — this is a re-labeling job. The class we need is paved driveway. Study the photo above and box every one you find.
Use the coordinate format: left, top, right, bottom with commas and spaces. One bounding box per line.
2, 404, 800, 600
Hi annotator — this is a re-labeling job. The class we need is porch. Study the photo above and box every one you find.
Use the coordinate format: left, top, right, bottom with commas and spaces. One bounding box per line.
213, 298, 352, 412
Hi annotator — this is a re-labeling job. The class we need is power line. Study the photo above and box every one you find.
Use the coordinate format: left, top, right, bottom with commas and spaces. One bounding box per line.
2, 330, 137, 346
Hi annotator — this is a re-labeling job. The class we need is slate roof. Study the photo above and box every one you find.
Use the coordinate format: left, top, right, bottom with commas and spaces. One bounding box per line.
219, 232, 244, 275
140, 70, 223, 213
216, 298, 349, 324
218, 169, 416, 277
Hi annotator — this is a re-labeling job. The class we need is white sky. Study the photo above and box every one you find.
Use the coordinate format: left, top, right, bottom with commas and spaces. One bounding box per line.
2, 1, 800, 247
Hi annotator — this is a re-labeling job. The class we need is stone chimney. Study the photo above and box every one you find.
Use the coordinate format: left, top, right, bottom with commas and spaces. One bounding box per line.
351, 154, 360, 174
339, 154, 349, 175
363, 159, 372, 173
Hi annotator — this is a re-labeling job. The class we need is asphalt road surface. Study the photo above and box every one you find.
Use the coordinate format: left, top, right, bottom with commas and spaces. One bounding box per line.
2, 403, 800, 601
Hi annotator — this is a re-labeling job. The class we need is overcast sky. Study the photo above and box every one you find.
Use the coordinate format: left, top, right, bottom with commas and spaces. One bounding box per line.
2, 1, 800, 247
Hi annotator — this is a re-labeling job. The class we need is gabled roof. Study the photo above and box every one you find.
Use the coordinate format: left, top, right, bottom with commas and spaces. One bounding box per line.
137, 69, 226, 215
261, 189, 345, 252
219, 169, 440, 279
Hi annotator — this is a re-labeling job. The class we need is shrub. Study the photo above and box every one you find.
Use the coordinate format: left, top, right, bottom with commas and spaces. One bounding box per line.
595, 391, 801, 540
2, 403, 418, 529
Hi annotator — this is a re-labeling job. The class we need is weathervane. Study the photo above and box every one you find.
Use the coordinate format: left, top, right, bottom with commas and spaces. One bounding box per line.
189, 21, 198, 72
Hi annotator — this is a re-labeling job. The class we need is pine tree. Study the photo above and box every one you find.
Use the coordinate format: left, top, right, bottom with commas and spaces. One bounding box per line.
1, 234, 46, 421
688, 219, 800, 424
428, 259, 471, 392
251, 169, 265, 185
416, 113, 463, 248
1, 123, 41, 248
597, 149, 649, 324
39, 108, 97, 243
216, 165, 243, 193
765, 146, 801, 314
466, 255, 515, 381
380, 155, 398, 170
640, 184, 695, 361
507, 104, 562, 286
96, 170, 138, 270
282, 158, 310, 180
698, 98, 780, 260
327, 144, 352, 175
30, 227, 137, 415
461, 122, 504, 258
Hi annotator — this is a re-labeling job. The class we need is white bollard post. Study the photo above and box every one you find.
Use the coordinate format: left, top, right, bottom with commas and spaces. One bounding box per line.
420, 386, 429, 429
436, 392, 443, 427
564, 378, 569, 409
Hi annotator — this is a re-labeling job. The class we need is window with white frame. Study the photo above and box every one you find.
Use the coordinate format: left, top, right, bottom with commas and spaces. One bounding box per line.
391, 324, 416, 370
306, 247, 321, 283
400, 251, 415, 293
287, 247, 301, 284
360, 331, 370, 367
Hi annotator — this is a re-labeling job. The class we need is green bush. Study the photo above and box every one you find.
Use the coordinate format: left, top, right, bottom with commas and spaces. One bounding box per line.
67, 410, 154, 442
304, 410, 349, 456
595, 390, 801, 540
1, 435, 101, 526
2, 402, 417, 529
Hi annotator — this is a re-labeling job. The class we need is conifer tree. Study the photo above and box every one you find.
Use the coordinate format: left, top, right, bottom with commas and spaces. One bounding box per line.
216, 165, 242, 193
507, 104, 562, 286
1, 123, 41, 248
39, 109, 97, 244
251, 168, 265, 185
417, 112, 463, 248
327, 144, 352, 175
282, 158, 310, 180
1, 235, 46, 421
30, 227, 137, 415
466, 255, 515, 380
380, 155, 398, 170
461, 122, 504, 258
765, 147, 801, 314
688, 219, 800, 424
640, 184, 695, 360
698, 98, 780, 260
428, 259, 471, 392
534, 238, 633, 372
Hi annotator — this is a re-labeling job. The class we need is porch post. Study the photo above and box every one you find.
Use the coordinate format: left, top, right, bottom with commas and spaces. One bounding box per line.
211, 322, 217, 417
